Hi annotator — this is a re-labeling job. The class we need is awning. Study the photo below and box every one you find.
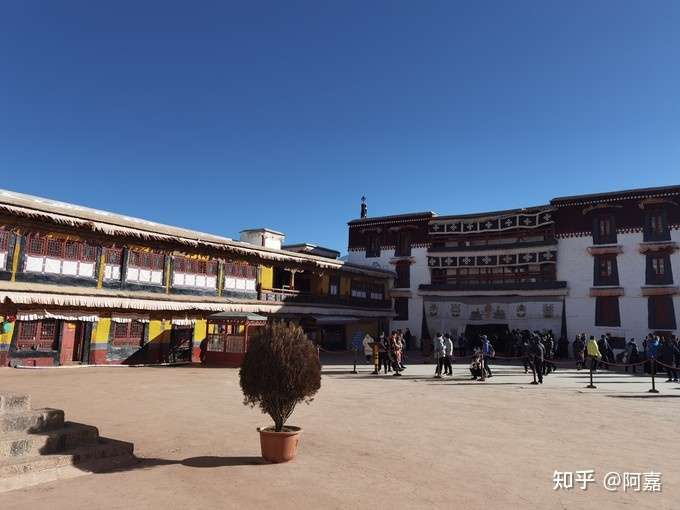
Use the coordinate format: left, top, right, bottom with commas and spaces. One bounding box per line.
208, 312, 268, 322
17, 310, 99, 322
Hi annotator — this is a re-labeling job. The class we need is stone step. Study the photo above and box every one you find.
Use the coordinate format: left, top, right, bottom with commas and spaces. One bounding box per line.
0, 394, 31, 414
0, 409, 65, 434
0, 423, 99, 458
0, 438, 136, 493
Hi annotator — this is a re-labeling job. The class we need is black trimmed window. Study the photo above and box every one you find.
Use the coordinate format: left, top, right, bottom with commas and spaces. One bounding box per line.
395, 261, 410, 288
366, 233, 380, 258
112, 321, 145, 347
350, 281, 368, 299
0, 229, 10, 251
644, 209, 670, 242
595, 297, 621, 327
394, 297, 409, 321
646, 253, 673, 285
592, 214, 617, 244
648, 295, 677, 329
593, 255, 619, 286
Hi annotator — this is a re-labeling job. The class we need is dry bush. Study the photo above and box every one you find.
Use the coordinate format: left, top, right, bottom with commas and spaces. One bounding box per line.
239, 322, 321, 431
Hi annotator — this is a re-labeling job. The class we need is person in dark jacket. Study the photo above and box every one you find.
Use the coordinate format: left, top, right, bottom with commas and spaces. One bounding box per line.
624, 340, 640, 374
529, 336, 544, 384
660, 338, 679, 382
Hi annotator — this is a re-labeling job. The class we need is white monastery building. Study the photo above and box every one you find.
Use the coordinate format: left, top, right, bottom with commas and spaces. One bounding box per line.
347, 186, 680, 352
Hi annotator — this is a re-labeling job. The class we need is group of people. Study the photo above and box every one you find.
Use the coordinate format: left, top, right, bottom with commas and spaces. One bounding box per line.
433, 332, 496, 380
573, 333, 680, 381
361, 328, 680, 384
362, 329, 410, 376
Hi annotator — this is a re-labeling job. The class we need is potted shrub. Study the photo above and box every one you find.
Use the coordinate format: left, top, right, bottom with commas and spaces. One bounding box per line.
239, 322, 321, 463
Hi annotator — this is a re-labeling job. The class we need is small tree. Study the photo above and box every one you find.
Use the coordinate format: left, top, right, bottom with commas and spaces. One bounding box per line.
239, 322, 321, 432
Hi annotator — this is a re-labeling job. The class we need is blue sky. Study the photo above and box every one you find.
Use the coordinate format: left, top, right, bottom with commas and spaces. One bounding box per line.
1, 1, 679, 252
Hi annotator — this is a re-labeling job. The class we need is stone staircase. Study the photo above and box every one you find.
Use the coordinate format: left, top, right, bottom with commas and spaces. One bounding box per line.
0, 393, 136, 492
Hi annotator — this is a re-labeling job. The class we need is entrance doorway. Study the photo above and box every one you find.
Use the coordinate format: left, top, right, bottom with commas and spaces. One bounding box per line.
169, 326, 193, 362
72, 322, 92, 363
464, 324, 511, 354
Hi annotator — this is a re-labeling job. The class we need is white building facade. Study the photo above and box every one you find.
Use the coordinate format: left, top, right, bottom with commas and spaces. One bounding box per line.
347, 185, 680, 351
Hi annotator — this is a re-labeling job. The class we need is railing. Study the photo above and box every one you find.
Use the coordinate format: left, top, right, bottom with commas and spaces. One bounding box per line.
259, 288, 392, 309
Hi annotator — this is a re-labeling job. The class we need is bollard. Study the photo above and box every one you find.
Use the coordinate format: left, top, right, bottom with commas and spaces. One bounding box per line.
351, 348, 358, 374
649, 358, 659, 393
586, 358, 596, 389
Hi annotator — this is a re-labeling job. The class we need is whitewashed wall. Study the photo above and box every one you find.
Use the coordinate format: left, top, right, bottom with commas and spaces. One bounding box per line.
557, 230, 680, 345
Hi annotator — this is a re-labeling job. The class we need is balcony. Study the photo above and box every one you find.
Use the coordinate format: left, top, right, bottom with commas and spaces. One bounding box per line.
422, 272, 566, 292
258, 288, 392, 309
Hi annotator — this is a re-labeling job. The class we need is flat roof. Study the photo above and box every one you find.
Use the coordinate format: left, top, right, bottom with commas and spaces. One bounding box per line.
431, 204, 552, 221
551, 184, 680, 203
348, 211, 436, 225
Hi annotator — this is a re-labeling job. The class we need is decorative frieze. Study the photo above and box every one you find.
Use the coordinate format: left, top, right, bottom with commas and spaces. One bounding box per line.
427, 250, 557, 268
429, 209, 553, 235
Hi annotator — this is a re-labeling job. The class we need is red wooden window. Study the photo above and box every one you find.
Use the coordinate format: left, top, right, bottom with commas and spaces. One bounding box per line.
223, 262, 256, 279
104, 247, 123, 264
112, 321, 145, 346
25, 235, 97, 262
0, 229, 10, 251
174, 256, 218, 275
15, 320, 59, 351
648, 296, 677, 330
595, 297, 621, 327
128, 250, 165, 270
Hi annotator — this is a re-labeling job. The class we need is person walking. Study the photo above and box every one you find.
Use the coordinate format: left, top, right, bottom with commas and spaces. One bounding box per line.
481, 335, 494, 378
370, 337, 380, 375
379, 333, 391, 374
586, 335, 602, 372
433, 332, 445, 378
388, 332, 403, 377
529, 336, 544, 384
362, 333, 374, 364
443, 333, 454, 376
574, 334, 586, 370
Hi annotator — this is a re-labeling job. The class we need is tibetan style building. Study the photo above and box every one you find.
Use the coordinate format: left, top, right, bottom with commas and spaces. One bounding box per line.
347, 185, 680, 351
0, 190, 393, 367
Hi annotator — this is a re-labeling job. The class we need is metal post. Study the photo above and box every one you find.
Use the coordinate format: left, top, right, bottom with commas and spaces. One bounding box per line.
586, 358, 596, 389
649, 358, 659, 393
352, 348, 358, 374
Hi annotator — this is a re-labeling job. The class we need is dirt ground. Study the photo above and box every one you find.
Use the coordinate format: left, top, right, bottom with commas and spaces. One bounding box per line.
0, 359, 678, 510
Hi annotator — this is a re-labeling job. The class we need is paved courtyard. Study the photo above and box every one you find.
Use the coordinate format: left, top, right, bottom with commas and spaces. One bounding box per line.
0, 360, 678, 509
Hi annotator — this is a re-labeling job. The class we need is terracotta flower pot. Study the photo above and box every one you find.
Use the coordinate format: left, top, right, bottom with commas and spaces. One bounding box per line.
257, 426, 302, 463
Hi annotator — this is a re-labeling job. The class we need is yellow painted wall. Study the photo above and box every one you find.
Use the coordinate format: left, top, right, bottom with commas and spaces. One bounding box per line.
148, 319, 171, 344
193, 319, 207, 343
0, 316, 14, 349
260, 265, 273, 289
91, 318, 111, 347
